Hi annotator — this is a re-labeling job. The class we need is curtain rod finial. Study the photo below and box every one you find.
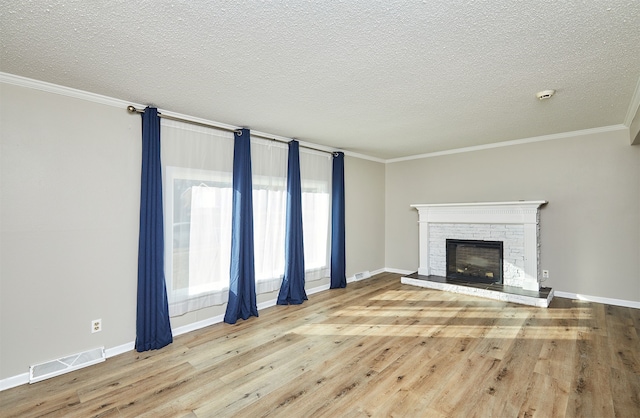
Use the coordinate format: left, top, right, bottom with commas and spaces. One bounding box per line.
127, 105, 138, 114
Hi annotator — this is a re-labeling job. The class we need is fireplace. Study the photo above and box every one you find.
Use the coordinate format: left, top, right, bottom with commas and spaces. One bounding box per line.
446, 239, 503, 284
402, 201, 552, 307
409, 201, 547, 291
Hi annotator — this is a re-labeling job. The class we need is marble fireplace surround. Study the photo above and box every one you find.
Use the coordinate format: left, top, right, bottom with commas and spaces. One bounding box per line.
409, 201, 547, 292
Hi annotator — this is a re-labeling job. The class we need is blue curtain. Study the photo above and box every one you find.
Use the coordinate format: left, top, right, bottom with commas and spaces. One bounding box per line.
277, 141, 308, 305
330, 152, 347, 288
224, 128, 259, 324
135, 107, 173, 352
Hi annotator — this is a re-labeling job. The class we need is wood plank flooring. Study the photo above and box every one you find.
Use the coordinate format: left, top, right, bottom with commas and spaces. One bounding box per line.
2, 272, 639, 417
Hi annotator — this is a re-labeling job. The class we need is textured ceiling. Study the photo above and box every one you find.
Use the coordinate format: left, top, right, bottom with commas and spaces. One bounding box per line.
2, 1, 639, 159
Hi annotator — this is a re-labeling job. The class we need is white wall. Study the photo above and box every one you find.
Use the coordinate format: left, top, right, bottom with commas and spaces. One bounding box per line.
385, 129, 640, 302
0, 80, 387, 382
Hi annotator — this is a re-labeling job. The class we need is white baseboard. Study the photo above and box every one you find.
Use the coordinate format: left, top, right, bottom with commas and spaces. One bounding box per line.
172, 314, 226, 337
384, 267, 415, 275
105, 341, 135, 358
1, 343, 132, 391
307, 283, 331, 295
554, 291, 640, 309
347, 271, 369, 283
0, 373, 29, 391
346, 268, 388, 283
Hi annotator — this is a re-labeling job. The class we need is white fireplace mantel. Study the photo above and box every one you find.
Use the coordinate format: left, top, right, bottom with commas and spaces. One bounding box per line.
412, 201, 547, 291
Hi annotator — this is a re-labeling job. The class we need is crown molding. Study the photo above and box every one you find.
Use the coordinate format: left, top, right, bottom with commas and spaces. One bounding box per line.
0, 72, 142, 110
385, 124, 628, 164
1, 71, 629, 164
624, 74, 640, 127
342, 150, 386, 163
1, 72, 361, 159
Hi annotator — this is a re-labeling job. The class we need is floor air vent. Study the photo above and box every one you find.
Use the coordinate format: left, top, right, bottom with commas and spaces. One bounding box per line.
29, 347, 105, 383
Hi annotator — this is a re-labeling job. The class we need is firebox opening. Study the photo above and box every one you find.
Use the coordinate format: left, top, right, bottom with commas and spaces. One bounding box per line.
446, 239, 503, 284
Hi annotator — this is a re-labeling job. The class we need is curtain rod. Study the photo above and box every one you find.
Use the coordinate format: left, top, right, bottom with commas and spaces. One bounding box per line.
127, 105, 338, 156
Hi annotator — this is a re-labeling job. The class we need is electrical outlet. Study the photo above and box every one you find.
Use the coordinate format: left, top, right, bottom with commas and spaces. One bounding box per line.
91, 319, 102, 333
542, 270, 549, 279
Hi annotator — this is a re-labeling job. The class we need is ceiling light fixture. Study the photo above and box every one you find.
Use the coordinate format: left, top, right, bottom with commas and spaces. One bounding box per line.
536, 89, 556, 100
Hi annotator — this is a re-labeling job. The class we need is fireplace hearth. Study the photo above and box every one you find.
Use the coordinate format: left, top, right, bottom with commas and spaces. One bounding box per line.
446, 239, 503, 284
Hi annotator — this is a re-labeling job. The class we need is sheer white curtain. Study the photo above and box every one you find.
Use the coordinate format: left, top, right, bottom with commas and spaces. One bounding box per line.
251, 139, 288, 293
161, 119, 234, 317
188, 185, 232, 294
300, 148, 332, 281
250, 141, 332, 292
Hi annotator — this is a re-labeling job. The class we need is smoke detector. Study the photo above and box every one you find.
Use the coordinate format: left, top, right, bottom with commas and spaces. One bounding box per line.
536, 89, 556, 100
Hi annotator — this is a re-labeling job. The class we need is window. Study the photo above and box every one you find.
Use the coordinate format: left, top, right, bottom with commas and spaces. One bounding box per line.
162, 119, 331, 317
299, 149, 332, 280
251, 140, 288, 293
162, 120, 234, 316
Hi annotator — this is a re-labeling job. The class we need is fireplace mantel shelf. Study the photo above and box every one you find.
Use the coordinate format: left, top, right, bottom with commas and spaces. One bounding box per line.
411, 200, 548, 208
411, 201, 548, 225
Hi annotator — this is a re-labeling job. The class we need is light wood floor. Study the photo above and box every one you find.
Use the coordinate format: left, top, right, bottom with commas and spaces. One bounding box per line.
2, 272, 639, 417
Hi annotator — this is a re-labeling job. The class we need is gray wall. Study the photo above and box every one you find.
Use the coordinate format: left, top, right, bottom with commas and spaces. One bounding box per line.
0, 82, 386, 380
385, 129, 640, 302
345, 156, 386, 277
1, 83, 141, 379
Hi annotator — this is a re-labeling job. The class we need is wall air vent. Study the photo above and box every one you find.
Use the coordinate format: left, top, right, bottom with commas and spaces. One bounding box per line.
29, 347, 105, 384
354, 271, 372, 281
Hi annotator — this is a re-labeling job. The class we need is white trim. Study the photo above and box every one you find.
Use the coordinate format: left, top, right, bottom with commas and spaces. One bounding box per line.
1, 71, 630, 163
0, 342, 132, 391
0, 373, 30, 391
347, 270, 370, 282
307, 283, 331, 295
385, 125, 628, 163
347, 268, 387, 283
0, 72, 350, 158
342, 150, 386, 163
257, 298, 278, 311
554, 291, 640, 309
29, 348, 105, 384
370, 268, 386, 276
411, 201, 548, 209
0, 72, 142, 110
172, 314, 226, 337
105, 342, 135, 358
624, 75, 640, 127
384, 267, 415, 275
